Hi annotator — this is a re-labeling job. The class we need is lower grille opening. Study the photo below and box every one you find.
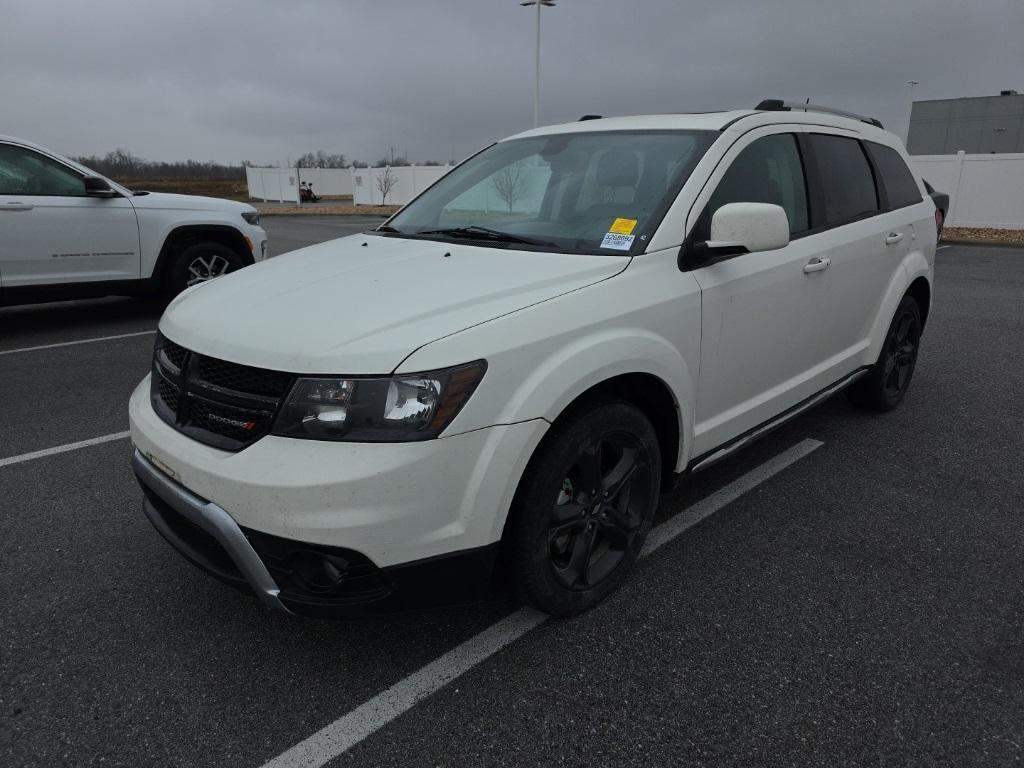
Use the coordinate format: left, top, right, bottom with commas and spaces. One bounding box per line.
143, 488, 246, 588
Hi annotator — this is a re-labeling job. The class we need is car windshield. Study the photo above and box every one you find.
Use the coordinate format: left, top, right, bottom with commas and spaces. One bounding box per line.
382, 129, 716, 255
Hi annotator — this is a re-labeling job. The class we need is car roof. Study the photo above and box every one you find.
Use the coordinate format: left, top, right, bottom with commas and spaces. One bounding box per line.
503, 109, 896, 144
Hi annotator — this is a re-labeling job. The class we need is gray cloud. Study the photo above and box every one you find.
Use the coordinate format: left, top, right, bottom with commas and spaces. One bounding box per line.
2, 0, 1022, 164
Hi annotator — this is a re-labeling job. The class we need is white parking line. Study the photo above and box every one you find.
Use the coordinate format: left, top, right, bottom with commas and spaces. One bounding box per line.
261, 437, 824, 768
0, 329, 156, 356
0, 431, 131, 469
937, 245, 950, 250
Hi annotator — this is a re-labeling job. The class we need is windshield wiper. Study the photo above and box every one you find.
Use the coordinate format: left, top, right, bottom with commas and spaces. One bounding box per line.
374, 224, 401, 233
415, 226, 554, 247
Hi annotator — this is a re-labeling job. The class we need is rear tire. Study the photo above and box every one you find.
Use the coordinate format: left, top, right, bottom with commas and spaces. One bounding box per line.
506, 401, 661, 617
166, 241, 246, 297
846, 295, 922, 412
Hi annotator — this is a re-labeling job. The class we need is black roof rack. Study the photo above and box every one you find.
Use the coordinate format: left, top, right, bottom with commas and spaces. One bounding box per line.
578, 114, 603, 121
754, 99, 884, 129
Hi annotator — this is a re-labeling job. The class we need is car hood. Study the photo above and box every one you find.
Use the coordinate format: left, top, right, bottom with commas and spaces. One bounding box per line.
129, 191, 254, 214
159, 234, 627, 374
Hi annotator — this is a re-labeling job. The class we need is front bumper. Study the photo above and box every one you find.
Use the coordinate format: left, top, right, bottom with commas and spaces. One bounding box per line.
128, 376, 548, 615
133, 448, 287, 611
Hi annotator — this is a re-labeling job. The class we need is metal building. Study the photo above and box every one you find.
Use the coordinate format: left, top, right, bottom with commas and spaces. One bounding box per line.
908, 90, 1024, 155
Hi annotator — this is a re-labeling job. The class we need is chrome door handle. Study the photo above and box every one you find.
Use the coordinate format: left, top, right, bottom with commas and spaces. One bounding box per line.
885, 232, 904, 245
803, 256, 831, 274
1, 202, 33, 211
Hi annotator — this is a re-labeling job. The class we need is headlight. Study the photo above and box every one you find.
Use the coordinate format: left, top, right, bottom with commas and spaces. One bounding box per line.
272, 360, 486, 442
241, 211, 261, 225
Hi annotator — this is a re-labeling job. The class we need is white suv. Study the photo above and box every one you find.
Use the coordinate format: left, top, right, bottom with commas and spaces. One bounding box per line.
0, 136, 268, 305
129, 103, 935, 617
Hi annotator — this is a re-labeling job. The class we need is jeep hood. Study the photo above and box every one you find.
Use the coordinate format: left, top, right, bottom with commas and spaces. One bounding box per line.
159, 234, 627, 374
129, 191, 254, 214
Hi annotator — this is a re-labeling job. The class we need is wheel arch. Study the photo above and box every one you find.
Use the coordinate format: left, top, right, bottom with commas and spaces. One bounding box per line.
154, 225, 254, 285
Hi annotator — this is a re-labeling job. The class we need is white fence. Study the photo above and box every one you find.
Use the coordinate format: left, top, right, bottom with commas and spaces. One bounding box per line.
245, 167, 353, 201
351, 166, 452, 206
245, 167, 299, 203
911, 151, 1024, 229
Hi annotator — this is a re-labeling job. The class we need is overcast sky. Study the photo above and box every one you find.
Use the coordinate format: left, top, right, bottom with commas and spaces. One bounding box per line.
2, 0, 1022, 165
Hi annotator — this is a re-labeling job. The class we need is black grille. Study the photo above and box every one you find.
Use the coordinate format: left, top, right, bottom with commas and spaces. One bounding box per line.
151, 333, 294, 451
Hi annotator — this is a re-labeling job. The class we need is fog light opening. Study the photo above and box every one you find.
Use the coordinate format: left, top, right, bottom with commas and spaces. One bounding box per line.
288, 550, 351, 593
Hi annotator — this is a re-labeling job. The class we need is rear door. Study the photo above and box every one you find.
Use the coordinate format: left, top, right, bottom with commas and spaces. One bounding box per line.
0, 142, 140, 288
686, 129, 830, 455
802, 134, 927, 376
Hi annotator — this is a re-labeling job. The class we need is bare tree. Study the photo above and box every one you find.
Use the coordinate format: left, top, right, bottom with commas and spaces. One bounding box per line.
492, 161, 527, 214
376, 167, 399, 205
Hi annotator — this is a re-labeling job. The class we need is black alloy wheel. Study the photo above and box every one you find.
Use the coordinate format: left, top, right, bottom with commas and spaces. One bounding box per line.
507, 401, 662, 616
847, 295, 922, 411
548, 433, 651, 591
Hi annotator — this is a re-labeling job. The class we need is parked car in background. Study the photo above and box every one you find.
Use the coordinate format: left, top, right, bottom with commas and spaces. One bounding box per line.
0, 135, 268, 306
923, 179, 949, 238
130, 101, 935, 618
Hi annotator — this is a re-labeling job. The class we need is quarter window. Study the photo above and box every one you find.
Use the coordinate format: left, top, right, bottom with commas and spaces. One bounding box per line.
0, 143, 86, 196
695, 133, 809, 241
808, 134, 878, 225
865, 142, 923, 209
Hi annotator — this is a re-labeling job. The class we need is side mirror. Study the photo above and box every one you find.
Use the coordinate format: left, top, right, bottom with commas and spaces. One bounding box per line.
695, 203, 790, 264
84, 176, 117, 198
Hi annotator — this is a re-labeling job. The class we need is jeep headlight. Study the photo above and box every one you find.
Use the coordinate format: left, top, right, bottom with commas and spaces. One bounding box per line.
272, 361, 486, 442
241, 211, 261, 225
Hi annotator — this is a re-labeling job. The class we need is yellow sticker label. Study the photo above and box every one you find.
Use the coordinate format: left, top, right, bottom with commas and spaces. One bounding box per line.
609, 218, 637, 235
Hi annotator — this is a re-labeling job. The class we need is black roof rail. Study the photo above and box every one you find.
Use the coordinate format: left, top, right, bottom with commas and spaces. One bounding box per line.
578, 114, 603, 121
754, 99, 884, 129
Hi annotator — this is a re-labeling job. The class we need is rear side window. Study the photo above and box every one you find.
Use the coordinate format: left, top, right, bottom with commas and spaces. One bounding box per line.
694, 133, 809, 240
809, 134, 878, 225
865, 142, 923, 209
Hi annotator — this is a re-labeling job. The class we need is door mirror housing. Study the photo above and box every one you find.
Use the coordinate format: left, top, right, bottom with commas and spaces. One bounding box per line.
689, 203, 790, 267
83, 176, 117, 198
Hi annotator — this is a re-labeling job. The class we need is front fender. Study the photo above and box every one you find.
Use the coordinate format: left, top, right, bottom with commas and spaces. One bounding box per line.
397, 251, 702, 472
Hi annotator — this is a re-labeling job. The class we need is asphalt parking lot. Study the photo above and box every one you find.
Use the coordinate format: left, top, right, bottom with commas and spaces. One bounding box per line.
1, 224, 1022, 767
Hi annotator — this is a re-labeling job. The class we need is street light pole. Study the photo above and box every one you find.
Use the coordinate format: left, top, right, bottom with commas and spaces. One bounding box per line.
904, 80, 920, 147
521, 0, 555, 128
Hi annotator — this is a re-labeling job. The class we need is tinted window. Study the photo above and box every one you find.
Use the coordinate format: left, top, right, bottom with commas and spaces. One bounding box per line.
0, 143, 85, 196
809, 134, 878, 225
695, 133, 808, 241
866, 142, 923, 209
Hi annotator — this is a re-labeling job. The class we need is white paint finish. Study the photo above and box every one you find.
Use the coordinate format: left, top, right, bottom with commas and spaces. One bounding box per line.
0, 329, 155, 356
158, 234, 627, 375
0, 192, 141, 286
396, 247, 699, 468
260, 438, 823, 768
708, 202, 790, 253
129, 378, 549, 567
911, 152, 1024, 229
0, 136, 267, 295
0, 431, 129, 469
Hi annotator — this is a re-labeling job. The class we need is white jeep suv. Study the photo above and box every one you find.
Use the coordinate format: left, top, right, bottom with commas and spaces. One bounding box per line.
0, 136, 268, 305
129, 102, 935, 617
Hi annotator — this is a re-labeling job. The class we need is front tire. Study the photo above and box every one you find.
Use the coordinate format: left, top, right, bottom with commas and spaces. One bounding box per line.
506, 402, 661, 617
167, 241, 246, 297
846, 295, 922, 411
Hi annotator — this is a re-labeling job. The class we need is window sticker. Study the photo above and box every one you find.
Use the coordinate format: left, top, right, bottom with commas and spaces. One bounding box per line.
608, 218, 637, 235
600, 232, 635, 250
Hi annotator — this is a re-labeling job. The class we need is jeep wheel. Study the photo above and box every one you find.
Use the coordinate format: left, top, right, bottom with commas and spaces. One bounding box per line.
507, 402, 661, 616
168, 241, 245, 296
